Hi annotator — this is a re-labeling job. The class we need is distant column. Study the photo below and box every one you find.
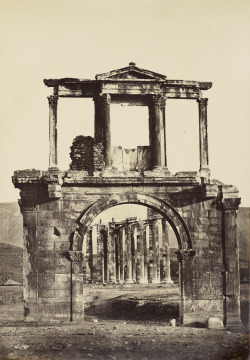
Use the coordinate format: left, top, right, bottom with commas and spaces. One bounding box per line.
137, 222, 147, 283
144, 223, 149, 283
152, 219, 160, 283
93, 93, 111, 167
120, 227, 125, 283
48, 95, 58, 169
132, 225, 137, 283
162, 219, 173, 283
149, 94, 166, 169
115, 232, 120, 283
148, 221, 153, 282
197, 98, 209, 173
125, 224, 133, 283
91, 226, 98, 283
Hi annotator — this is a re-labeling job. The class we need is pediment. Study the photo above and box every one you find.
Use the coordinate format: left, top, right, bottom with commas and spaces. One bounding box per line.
95, 63, 167, 81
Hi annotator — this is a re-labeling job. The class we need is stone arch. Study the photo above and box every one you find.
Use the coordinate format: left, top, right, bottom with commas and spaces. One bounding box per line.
73, 192, 192, 251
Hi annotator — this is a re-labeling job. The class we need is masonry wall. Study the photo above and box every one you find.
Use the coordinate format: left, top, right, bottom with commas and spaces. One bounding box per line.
20, 183, 234, 324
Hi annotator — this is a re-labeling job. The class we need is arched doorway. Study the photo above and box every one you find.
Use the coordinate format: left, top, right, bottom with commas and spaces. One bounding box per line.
69, 193, 195, 323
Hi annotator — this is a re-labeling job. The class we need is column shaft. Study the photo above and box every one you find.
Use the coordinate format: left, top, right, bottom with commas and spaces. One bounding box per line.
120, 227, 125, 283
162, 220, 173, 283
197, 98, 209, 170
132, 226, 137, 283
125, 225, 133, 283
94, 94, 111, 167
149, 95, 166, 168
48, 95, 58, 168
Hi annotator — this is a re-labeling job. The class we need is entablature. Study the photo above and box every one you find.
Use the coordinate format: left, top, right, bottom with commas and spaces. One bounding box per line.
44, 78, 211, 99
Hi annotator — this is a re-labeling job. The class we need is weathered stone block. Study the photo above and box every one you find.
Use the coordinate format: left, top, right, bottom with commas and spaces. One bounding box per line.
207, 317, 224, 329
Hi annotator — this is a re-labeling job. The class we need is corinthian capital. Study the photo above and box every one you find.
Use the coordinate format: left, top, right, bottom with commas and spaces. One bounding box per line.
48, 95, 58, 106
68, 251, 83, 262
151, 94, 166, 107
175, 249, 196, 261
93, 93, 111, 106
197, 98, 208, 106
222, 198, 241, 211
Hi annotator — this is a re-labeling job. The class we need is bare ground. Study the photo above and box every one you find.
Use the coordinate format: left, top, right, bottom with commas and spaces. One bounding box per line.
0, 284, 249, 360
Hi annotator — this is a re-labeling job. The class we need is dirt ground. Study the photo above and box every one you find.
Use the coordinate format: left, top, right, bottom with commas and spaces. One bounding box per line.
0, 284, 249, 360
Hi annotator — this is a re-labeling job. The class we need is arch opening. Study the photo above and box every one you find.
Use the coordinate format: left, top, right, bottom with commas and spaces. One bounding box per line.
79, 202, 182, 322
76, 193, 192, 251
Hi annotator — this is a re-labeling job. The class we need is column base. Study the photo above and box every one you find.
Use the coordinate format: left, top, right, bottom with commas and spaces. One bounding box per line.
48, 166, 59, 172
198, 167, 211, 181
124, 279, 134, 284
137, 278, 148, 284
151, 278, 160, 284
161, 278, 174, 284
144, 168, 172, 177
225, 320, 244, 330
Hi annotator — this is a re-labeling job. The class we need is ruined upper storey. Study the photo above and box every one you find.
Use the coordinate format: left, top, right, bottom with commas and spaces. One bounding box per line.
43, 63, 212, 180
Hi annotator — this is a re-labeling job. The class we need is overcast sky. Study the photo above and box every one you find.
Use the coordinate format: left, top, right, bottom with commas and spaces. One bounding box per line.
0, 0, 249, 206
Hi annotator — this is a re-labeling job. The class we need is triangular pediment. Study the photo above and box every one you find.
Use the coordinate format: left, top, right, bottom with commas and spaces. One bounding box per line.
95, 63, 167, 80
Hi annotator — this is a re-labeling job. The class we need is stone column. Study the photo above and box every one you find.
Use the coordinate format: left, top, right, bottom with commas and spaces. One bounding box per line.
88, 228, 93, 283
48, 95, 58, 169
152, 220, 160, 283
197, 98, 209, 176
101, 227, 108, 283
115, 233, 120, 283
96, 224, 103, 284
91, 226, 98, 283
149, 94, 166, 169
84, 230, 91, 283
125, 224, 133, 283
109, 228, 116, 283
148, 221, 153, 282
132, 225, 137, 283
222, 198, 242, 329
143, 224, 149, 283
93, 93, 111, 167
120, 227, 125, 283
137, 222, 147, 283
162, 220, 173, 283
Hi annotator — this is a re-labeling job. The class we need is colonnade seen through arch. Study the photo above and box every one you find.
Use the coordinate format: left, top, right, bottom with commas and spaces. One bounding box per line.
82, 217, 173, 284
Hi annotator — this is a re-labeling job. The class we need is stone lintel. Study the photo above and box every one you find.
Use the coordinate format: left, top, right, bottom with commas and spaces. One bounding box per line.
220, 185, 239, 199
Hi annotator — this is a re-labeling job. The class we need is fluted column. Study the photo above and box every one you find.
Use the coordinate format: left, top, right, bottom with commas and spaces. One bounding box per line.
197, 98, 209, 174
48, 95, 58, 169
93, 93, 111, 167
149, 94, 166, 169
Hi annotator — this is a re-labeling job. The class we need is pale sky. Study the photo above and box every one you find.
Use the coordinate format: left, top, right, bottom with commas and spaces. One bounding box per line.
0, 0, 249, 206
